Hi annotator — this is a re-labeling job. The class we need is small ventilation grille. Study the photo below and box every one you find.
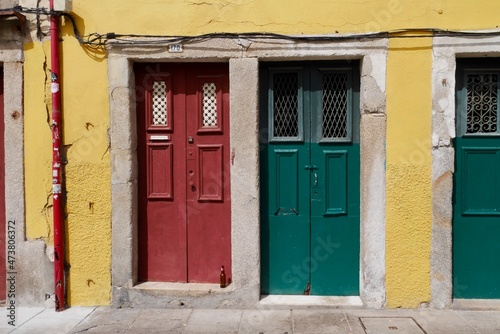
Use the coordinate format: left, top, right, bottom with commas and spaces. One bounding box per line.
152, 81, 167, 126
466, 73, 498, 133
322, 73, 348, 139
202, 83, 218, 127
274, 73, 299, 137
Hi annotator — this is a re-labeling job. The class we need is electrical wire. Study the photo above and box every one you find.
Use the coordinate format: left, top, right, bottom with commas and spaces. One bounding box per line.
0, 6, 101, 46
2, 6, 500, 47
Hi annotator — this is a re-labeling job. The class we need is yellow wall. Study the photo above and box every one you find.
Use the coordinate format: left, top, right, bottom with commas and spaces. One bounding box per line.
22, 0, 500, 306
71, 0, 500, 36
60, 34, 111, 305
385, 35, 433, 308
24, 40, 53, 241
24, 25, 111, 305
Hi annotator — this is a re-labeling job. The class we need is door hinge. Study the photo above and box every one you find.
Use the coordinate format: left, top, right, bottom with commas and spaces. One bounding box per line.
303, 281, 311, 295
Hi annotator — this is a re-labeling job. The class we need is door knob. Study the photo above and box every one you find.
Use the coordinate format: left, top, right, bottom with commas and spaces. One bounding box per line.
188, 136, 194, 144
313, 172, 318, 186
189, 181, 196, 191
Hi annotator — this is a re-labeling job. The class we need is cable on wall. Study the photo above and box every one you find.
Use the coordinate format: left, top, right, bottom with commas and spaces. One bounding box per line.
2, 6, 500, 48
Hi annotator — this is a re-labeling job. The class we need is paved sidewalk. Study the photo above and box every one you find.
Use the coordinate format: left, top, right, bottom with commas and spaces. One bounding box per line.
2, 306, 500, 333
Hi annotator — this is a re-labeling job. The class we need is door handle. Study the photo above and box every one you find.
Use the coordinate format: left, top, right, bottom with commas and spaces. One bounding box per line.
189, 181, 196, 192
313, 172, 318, 186
273, 207, 298, 216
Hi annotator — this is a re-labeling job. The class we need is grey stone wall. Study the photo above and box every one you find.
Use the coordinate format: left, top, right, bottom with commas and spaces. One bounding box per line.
1, 1, 19, 9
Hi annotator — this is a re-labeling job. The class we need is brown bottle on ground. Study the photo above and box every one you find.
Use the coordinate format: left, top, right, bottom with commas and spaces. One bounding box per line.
220, 265, 226, 288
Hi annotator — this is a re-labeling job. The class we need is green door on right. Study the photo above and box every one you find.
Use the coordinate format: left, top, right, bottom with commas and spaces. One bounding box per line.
260, 61, 360, 296
454, 59, 500, 298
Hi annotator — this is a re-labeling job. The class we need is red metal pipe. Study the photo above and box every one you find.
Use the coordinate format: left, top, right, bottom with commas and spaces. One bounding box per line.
49, 0, 65, 311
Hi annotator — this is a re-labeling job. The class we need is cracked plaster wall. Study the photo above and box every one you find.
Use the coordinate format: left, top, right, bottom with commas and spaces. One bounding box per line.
37, 0, 500, 36
20, 0, 112, 305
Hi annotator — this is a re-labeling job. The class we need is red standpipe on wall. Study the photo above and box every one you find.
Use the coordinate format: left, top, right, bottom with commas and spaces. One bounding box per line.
49, 0, 65, 311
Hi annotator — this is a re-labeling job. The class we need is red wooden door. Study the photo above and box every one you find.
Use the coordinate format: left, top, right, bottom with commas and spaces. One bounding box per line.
0, 67, 5, 301
135, 63, 231, 283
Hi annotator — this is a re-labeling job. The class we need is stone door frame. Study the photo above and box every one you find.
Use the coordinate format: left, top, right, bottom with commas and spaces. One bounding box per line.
108, 37, 388, 308
431, 35, 500, 309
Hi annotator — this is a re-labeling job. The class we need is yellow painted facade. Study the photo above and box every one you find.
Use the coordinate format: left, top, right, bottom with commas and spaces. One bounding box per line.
19, 0, 500, 306
24, 40, 53, 241
386, 35, 433, 308
24, 22, 112, 305
62, 0, 500, 36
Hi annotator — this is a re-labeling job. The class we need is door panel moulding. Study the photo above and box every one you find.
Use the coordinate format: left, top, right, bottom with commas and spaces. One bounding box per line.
260, 63, 361, 297
135, 63, 232, 284
108, 37, 388, 308
431, 35, 500, 309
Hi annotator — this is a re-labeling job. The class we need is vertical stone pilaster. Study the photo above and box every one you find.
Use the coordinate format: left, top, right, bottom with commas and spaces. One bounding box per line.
229, 58, 260, 301
359, 53, 387, 308
109, 56, 137, 287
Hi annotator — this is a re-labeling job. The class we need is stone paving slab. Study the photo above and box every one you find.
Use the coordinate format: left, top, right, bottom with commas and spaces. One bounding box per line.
239, 309, 292, 333
129, 309, 192, 333
2, 306, 95, 334
0, 307, 45, 333
360, 317, 424, 334
183, 309, 242, 333
23, 307, 95, 334
409, 310, 478, 334
456, 311, 500, 334
292, 309, 353, 333
2, 306, 500, 333
70, 307, 141, 333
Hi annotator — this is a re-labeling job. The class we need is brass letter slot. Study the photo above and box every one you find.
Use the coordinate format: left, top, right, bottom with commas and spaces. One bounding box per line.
150, 135, 170, 141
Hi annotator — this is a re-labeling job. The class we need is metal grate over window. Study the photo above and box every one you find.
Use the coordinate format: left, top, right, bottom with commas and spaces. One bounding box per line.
152, 81, 168, 126
466, 73, 498, 134
322, 73, 348, 139
202, 82, 218, 127
273, 73, 299, 137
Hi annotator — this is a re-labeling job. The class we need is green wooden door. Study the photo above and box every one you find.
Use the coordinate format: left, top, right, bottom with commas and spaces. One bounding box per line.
260, 62, 360, 296
453, 59, 500, 298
